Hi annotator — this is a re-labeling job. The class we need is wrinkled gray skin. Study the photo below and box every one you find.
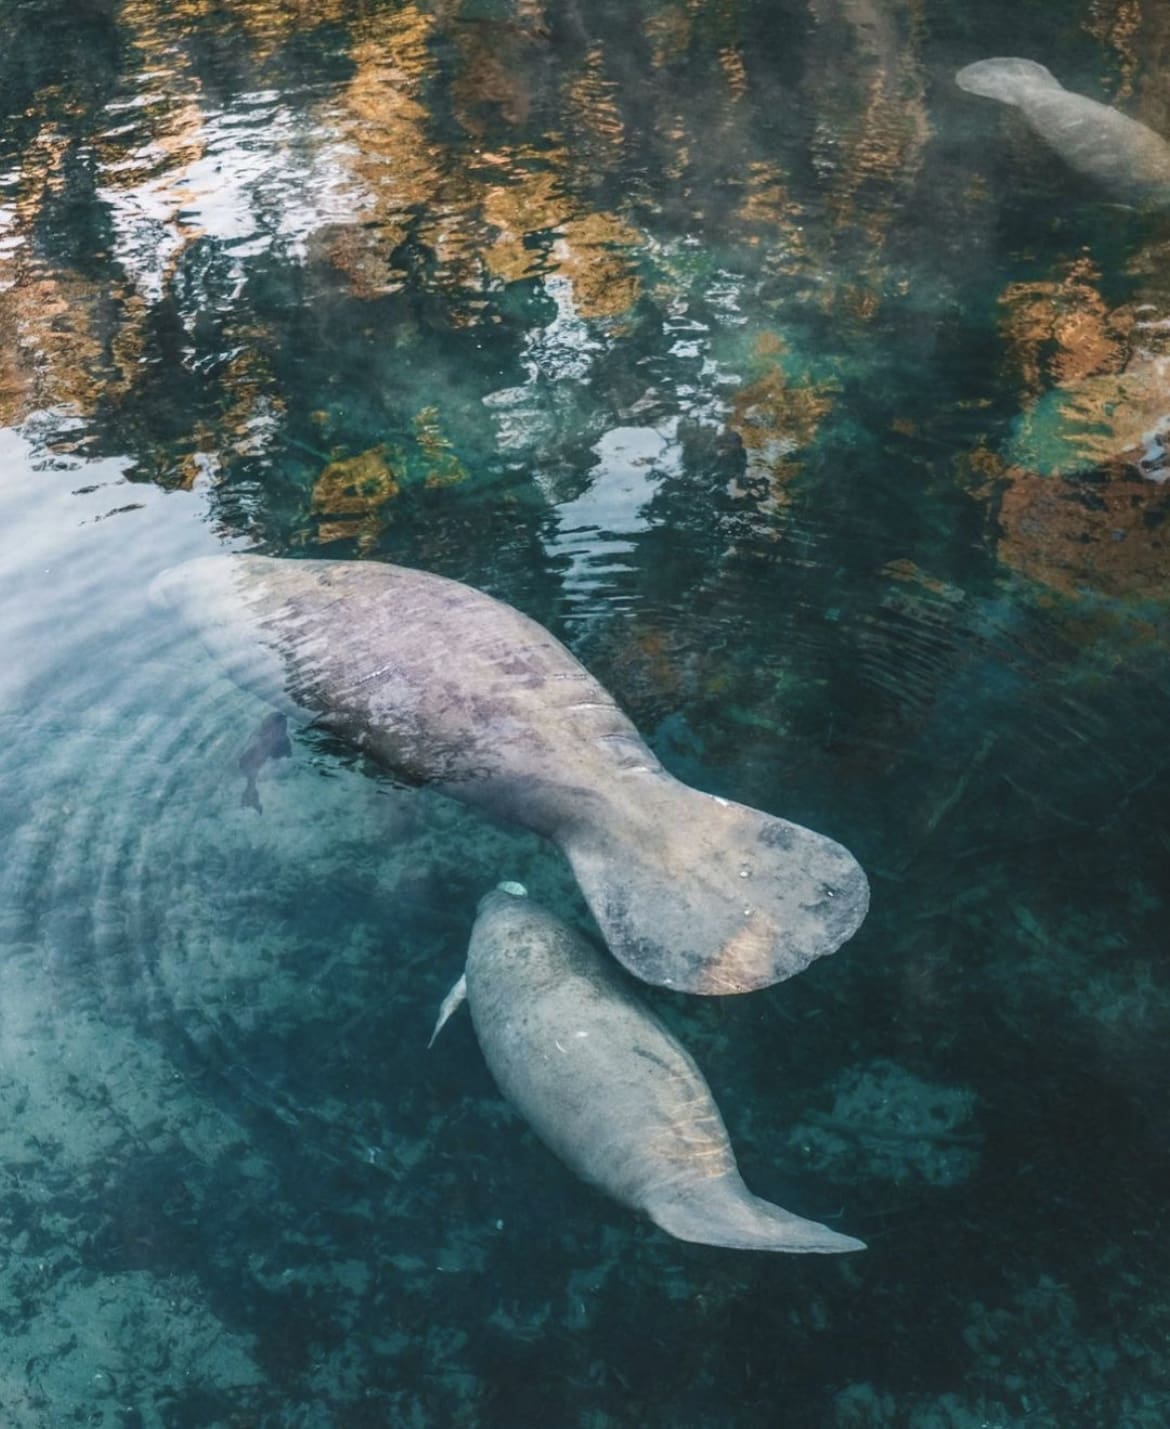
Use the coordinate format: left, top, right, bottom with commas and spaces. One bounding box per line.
435, 887, 864, 1253
152, 555, 868, 995
957, 58, 1170, 205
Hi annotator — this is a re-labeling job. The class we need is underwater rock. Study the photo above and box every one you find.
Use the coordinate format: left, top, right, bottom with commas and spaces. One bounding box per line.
152, 553, 869, 995
956, 58, 1170, 205
788, 1059, 981, 1186
433, 885, 865, 1253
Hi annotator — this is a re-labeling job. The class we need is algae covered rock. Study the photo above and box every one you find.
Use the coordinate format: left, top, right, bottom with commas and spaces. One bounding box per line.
788, 1059, 981, 1187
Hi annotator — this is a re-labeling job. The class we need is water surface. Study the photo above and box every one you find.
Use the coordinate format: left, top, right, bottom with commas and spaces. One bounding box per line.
0, 0, 1167, 1424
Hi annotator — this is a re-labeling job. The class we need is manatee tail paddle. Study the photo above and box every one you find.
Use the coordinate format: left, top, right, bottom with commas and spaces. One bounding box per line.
955, 57, 1061, 105
648, 1178, 865, 1254
561, 777, 868, 995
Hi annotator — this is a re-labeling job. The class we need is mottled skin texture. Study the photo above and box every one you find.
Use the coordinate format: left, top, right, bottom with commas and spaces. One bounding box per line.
957, 58, 1170, 204
457, 889, 864, 1253
152, 554, 869, 994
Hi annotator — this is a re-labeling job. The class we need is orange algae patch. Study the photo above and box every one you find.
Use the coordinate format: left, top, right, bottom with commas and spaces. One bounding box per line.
311, 446, 400, 551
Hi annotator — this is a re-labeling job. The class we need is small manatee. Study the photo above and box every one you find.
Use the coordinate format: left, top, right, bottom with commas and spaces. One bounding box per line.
432, 885, 865, 1254
957, 57, 1170, 205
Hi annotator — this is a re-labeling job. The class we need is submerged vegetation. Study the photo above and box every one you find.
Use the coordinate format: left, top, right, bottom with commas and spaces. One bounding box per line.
0, 0, 1167, 1423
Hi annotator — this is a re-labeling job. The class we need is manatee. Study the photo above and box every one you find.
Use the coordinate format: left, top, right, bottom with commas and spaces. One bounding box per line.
956, 58, 1170, 204
432, 885, 865, 1253
151, 554, 868, 995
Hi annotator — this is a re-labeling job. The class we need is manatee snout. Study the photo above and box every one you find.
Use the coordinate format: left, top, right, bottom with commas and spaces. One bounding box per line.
476, 881, 528, 917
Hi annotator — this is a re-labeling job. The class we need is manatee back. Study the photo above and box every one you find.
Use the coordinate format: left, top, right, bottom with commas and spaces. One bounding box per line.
151, 553, 625, 797
956, 57, 1060, 105
1025, 91, 1170, 195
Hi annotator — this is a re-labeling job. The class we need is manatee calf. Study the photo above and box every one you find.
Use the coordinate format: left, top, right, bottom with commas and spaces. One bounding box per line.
151, 555, 868, 995
432, 885, 865, 1253
956, 58, 1170, 204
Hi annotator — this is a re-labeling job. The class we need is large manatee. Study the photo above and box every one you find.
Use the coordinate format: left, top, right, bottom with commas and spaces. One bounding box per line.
151, 554, 868, 995
432, 885, 865, 1253
956, 58, 1170, 205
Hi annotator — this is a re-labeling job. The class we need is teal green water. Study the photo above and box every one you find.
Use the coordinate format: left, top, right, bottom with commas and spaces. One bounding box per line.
0, 0, 1167, 1424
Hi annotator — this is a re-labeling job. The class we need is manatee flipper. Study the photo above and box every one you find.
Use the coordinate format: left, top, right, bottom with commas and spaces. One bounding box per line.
648, 1179, 865, 1254
563, 781, 869, 994
237, 711, 292, 814
955, 57, 1061, 104
428, 974, 468, 1048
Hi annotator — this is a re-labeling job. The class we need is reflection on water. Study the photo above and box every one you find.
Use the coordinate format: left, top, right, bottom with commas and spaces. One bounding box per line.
547, 421, 683, 614
1, 0, 1168, 1422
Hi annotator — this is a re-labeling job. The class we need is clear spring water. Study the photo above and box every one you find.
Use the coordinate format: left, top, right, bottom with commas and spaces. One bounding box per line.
0, 0, 1167, 1424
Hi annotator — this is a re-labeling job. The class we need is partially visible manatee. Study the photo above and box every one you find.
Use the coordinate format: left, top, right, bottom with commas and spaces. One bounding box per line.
237, 710, 291, 813
151, 555, 868, 996
432, 885, 865, 1254
957, 57, 1170, 204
